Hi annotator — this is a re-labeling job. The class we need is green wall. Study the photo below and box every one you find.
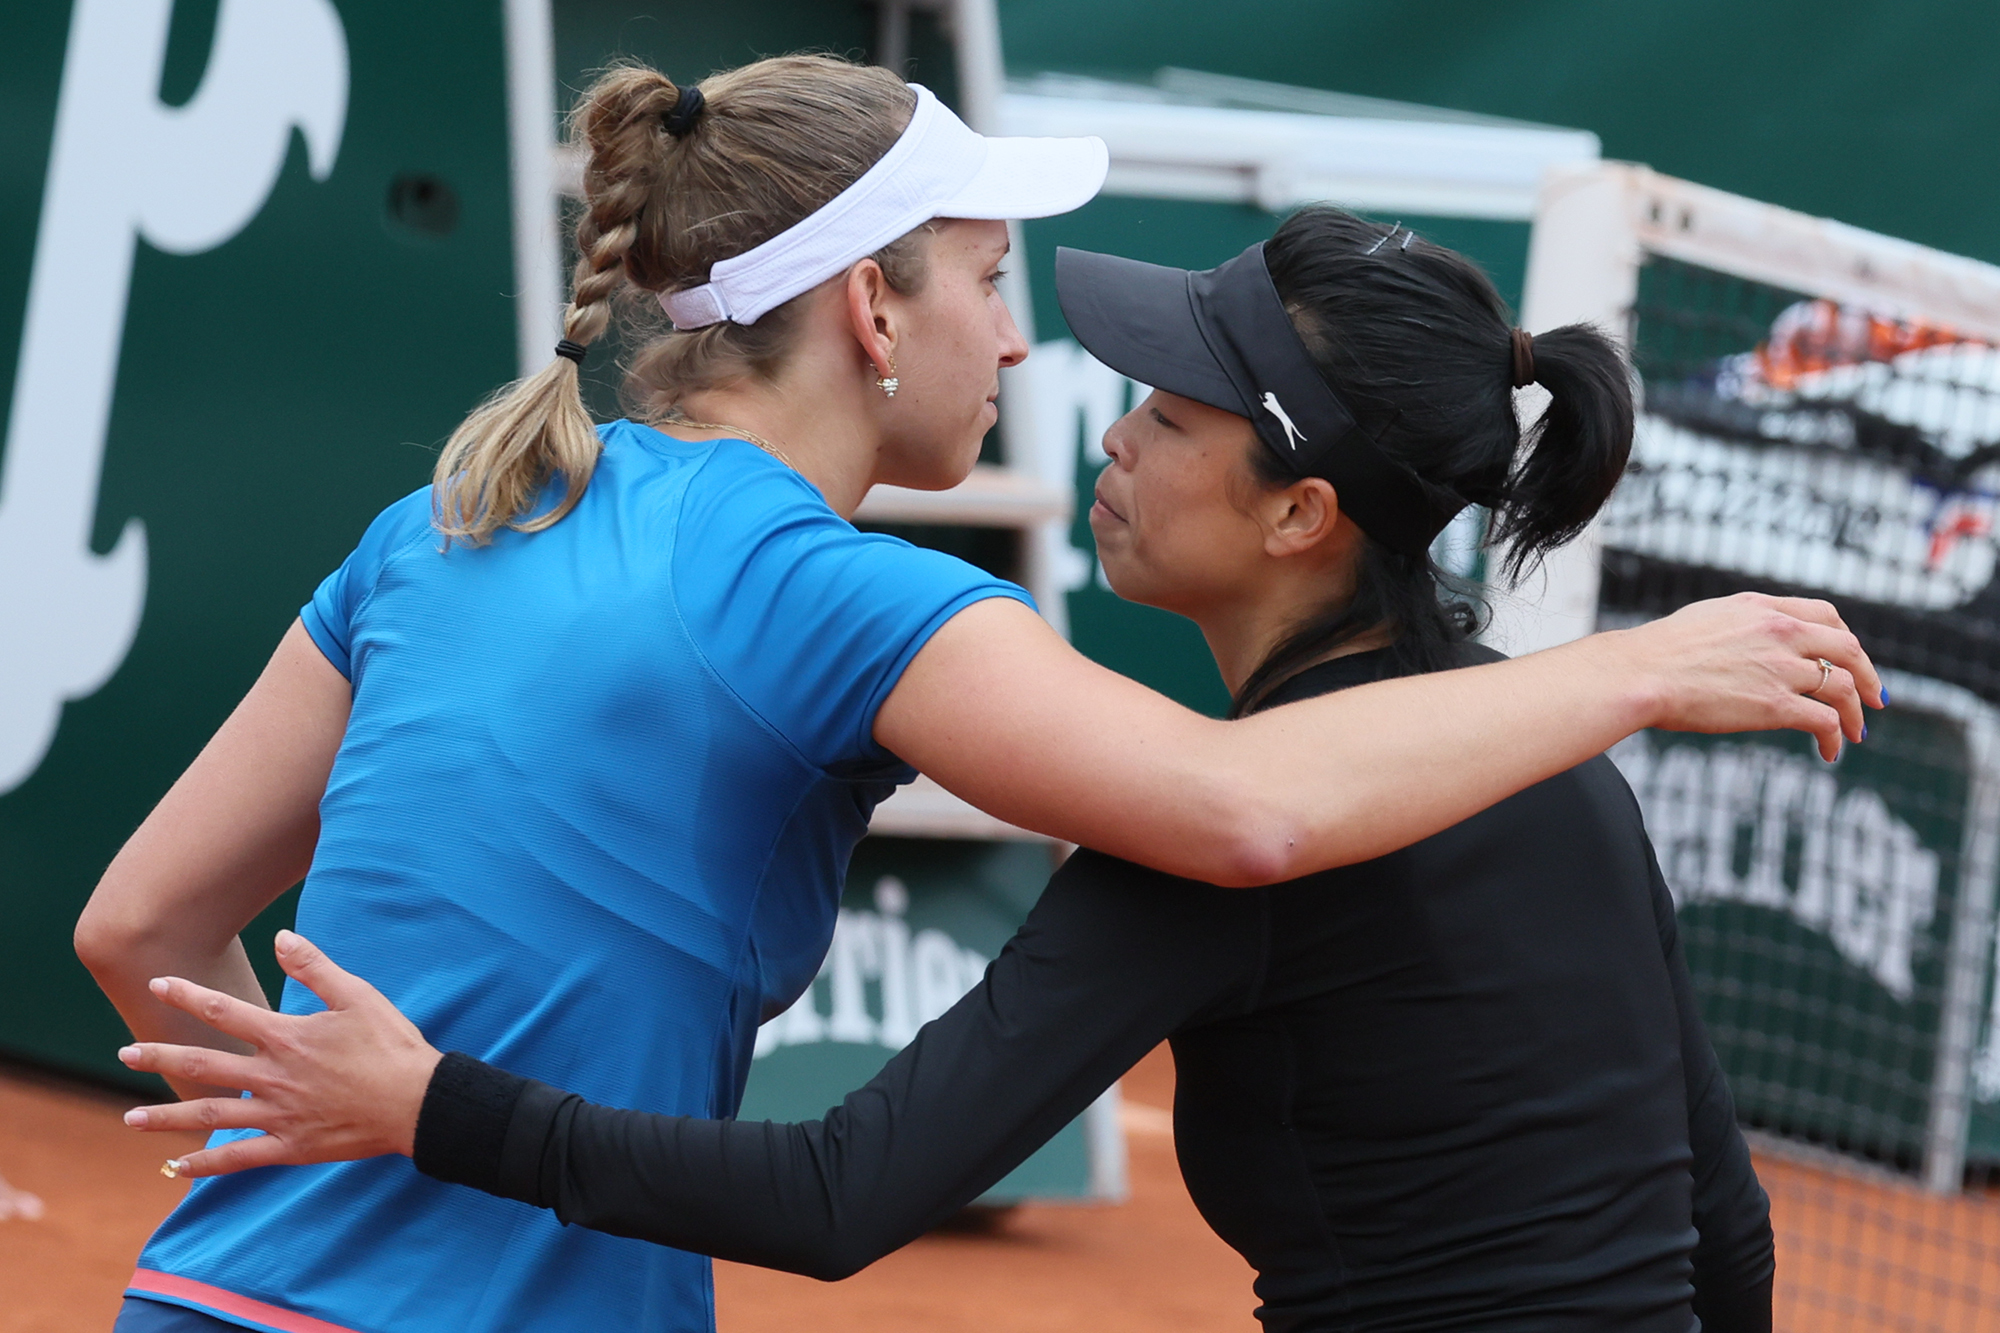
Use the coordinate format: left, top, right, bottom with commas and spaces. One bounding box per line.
0, 0, 519, 1085
1001, 0, 2000, 266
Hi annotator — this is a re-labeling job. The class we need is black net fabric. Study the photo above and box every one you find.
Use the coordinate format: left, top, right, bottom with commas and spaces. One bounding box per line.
1600, 256, 2000, 1329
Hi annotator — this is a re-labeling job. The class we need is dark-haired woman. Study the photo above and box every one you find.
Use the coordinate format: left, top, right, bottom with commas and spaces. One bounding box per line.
129, 210, 1778, 1332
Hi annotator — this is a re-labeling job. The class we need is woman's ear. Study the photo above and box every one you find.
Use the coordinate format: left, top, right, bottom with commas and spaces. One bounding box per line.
1262, 476, 1344, 558
844, 259, 900, 380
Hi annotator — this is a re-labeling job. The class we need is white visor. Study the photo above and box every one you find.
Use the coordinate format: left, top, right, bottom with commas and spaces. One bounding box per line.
659, 84, 1108, 328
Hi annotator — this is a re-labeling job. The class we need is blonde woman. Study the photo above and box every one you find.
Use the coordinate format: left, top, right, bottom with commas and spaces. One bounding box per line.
81, 56, 1876, 1333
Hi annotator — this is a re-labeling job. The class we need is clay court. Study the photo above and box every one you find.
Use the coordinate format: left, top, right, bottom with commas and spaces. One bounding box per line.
5, 1045, 1997, 1333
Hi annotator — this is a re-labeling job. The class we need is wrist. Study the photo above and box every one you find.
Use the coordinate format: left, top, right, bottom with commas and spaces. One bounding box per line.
412, 1052, 531, 1193
1569, 626, 1667, 738
394, 1044, 446, 1158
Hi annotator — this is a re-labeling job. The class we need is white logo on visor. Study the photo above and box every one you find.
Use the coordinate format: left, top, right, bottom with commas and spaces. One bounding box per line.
1261, 392, 1306, 450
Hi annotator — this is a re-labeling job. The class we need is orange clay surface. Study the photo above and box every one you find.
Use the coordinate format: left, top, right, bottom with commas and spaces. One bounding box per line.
0, 1046, 1256, 1333
4, 1045, 1998, 1333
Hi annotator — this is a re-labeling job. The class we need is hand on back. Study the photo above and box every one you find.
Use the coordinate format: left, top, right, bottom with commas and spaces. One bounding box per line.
117, 931, 437, 1179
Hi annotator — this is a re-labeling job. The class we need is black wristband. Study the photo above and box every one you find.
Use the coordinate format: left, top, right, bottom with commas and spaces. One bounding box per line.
413, 1051, 528, 1194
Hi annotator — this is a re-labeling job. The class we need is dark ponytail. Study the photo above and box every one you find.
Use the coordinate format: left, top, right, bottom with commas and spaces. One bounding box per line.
1230, 207, 1634, 717
1489, 322, 1636, 577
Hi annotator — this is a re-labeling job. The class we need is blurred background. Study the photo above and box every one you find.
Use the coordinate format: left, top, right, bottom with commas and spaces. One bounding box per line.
5, 2, 2000, 1329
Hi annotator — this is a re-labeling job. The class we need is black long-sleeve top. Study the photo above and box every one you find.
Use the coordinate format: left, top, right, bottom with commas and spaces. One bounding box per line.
416, 645, 1774, 1332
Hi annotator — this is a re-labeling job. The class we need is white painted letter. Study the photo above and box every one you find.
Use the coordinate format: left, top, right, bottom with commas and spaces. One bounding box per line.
0, 0, 348, 792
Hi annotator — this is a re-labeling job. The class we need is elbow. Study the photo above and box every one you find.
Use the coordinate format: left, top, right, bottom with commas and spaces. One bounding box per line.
1200, 781, 1309, 888
788, 1213, 916, 1282
73, 897, 128, 981
799, 1247, 871, 1284
1209, 832, 1296, 889
73, 875, 160, 985
769, 1231, 880, 1284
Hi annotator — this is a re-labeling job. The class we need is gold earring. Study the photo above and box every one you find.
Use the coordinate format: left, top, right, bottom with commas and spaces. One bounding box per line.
875, 356, 899, 398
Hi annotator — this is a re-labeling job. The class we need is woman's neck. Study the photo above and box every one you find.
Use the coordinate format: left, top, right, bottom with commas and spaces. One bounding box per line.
1192, 578, 1390, 700
659, 341, 885, 519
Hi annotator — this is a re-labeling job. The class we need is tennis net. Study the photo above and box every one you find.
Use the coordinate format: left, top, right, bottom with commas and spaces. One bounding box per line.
1522, 165, 2000, 1331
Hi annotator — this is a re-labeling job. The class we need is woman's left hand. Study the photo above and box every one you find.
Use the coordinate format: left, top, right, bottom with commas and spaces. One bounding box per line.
118, 930, 442, 1179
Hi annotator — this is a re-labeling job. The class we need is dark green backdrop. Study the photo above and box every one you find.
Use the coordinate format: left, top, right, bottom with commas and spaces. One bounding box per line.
0, 0, 518, 1083
1002, 0, 2000, 268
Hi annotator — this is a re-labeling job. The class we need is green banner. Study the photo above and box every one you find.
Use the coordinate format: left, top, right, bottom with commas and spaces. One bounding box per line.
1611, 705, 1977, 1164
0, 0, 518, 1084
741, 837, 1108, 1201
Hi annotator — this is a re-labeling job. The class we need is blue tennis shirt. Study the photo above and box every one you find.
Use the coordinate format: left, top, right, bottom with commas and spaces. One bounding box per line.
130, 421, 1032, 1333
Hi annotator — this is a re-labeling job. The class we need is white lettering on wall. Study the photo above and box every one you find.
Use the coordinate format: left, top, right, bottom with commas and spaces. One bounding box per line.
0, 0, 348, 793
1612, 733, 1940, 1000
755, 877, 994, 1058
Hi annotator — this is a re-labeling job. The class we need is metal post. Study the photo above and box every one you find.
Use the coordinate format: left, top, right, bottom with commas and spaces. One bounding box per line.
1487, 161, 1642, 657
502, 0, 561, 379
946, 0, 1062, 628
875, 0, 911, 79
1907, 674, 2000, 1192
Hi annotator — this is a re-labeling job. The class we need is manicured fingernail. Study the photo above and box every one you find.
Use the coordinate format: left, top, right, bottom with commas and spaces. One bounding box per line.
149, 977, 169, 996
1862, 723, 1869, 740
1880, 688, 1891, 706
118, 1045, 140, 1063
125, 1108, 148, 1127
275, 930, 298, 954
160, 1159, 185, 1180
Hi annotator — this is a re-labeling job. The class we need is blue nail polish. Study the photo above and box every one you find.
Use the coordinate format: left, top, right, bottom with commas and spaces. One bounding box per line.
1862, 723, 1869, 741
1880, 688, 1890, 706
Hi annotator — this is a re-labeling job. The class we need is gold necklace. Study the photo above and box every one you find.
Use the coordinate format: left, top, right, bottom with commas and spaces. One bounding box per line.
659, 413, 798, 469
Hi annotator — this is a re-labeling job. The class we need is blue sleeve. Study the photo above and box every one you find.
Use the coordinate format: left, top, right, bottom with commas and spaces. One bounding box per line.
299, 488, 436, 680
675, 455, 1034, 773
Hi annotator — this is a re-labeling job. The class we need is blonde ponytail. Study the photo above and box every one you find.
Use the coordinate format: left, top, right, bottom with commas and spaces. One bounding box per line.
433, 67, 684, 544
433, 57, 920, 544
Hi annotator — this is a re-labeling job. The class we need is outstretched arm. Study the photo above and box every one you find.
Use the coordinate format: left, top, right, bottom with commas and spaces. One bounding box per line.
122, 854, 1252, 1279
879, 593, 1881, 887
423, 853, 1249, 1277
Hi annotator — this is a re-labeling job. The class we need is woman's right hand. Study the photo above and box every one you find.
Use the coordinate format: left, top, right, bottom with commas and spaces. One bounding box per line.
117, 931, 441, 1178
1601, 592, 1883, 762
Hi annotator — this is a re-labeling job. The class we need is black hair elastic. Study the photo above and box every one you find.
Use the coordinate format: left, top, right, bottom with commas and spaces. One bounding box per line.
554, 339, 588, 365
663, 85, 706, 138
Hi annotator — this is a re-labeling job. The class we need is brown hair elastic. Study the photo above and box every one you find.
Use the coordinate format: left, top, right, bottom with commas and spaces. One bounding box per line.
1510, 327, 1535, 388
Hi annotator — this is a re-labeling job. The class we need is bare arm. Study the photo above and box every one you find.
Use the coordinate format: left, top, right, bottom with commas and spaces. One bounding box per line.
74, 621, 349, 1099
877, 592, 1880, 887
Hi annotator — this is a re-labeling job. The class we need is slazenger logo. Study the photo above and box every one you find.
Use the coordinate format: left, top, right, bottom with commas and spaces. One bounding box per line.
754, 878, 992, 1057
1611, 733, 1939, 1001
1261, 391, 1306, 450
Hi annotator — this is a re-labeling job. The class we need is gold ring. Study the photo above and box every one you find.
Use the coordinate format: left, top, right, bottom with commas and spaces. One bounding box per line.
1813, 658, 1834, 697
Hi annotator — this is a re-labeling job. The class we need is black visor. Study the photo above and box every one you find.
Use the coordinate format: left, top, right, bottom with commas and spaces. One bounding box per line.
1055, 243, 1462, 558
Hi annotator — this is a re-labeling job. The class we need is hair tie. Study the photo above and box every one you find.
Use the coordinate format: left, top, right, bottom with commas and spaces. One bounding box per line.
1510, 327, 1535, 388
663, 85, 706, 138
554, 339, 588, 365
